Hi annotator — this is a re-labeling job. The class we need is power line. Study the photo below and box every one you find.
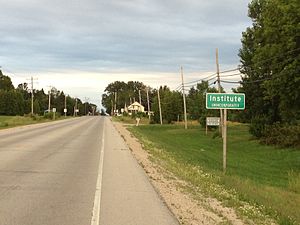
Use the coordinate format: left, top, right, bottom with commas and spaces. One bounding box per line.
220, 77, 276, 84
239, 47, 300, 68
220, 80, 241, 84
184, 73, 217, 85
220, 73, 243, 78
220, 67, 295, 84
219, 68, 240, 74
174, 84, 182, 91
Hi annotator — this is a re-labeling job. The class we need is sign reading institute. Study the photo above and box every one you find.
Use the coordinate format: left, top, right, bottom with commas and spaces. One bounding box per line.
206, 93, 245, 110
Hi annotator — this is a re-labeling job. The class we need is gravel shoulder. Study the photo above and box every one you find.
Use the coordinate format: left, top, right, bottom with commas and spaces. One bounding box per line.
113, 122, 248, 225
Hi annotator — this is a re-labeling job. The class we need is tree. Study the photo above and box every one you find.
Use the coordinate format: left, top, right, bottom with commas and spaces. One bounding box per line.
102, 81, 147, 115
0, 70, 14, 91
151, 86, 183, 124
186, 81, 219, 126
0, 90, 24, 115
238, 0, 300, 136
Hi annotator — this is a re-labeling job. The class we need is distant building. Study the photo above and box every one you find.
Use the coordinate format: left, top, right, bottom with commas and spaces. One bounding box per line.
127, 102, 145, 114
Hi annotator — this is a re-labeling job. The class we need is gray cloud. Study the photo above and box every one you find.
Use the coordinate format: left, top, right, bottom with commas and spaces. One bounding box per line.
1, 0, 251, 107
0, 0, 251, 73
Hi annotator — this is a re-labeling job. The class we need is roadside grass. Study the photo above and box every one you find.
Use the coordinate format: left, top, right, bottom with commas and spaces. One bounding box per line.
128, 123, 300, 225
0, 115, 69, 129
112, 115, 150, 125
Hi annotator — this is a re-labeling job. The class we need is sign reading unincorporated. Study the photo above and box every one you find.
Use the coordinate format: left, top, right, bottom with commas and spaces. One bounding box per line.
206, 93, 245, 110
206, 117, 220, 126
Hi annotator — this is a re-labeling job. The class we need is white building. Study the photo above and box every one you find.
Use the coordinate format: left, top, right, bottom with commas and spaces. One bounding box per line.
127, 102, 145, 114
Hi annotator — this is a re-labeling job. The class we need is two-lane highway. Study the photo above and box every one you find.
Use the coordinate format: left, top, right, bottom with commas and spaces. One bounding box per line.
0, 117, 178, 225
0, 117, 102, 225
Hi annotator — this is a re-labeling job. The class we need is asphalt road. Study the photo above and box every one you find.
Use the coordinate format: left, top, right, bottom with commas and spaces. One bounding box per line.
0, 116, 178, 225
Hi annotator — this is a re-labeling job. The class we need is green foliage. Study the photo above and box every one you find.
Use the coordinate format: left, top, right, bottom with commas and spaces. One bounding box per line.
0, 90, 25, 115
261, 123, 300, 147
153, 86, 183, 123
0, 70, 14, 91
102, 81, 148, 115
249, 115, 270, 138
43, 111, 61, 120
0, 71, 96, 116
239, 0, 300, 129
187, 81, 219, 127
30, 114, 42, 121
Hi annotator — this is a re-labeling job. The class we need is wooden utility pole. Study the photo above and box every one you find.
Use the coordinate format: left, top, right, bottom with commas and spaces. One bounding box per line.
146, 87, 151, 120
216, 48, 227, 173
64, 95, 67, 117
114, 92, 117, 115
223, 109, 227, 173
31, 77, 34, 115
181, 66, 188, 129
75, 98, 78, 116
216, 48, 223, 137
26, 76, 38, 115
48, 91, 51, 112
157, 87, 163, 125
84, 97, 89, 115
139, 90, 142, 105
47, 85, 53, 112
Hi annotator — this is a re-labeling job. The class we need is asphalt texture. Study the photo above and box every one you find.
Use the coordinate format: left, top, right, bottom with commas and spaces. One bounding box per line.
0, 116, 179, 225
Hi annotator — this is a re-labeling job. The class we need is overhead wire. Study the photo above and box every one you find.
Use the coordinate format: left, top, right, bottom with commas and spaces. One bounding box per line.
184, 72, 217, 85
239, 47, 300, 68
220, 73, 287, 84
220, 72, 243, 78
218, 68, 240, 74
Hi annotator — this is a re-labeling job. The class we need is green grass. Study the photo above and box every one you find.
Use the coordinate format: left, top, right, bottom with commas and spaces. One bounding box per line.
129, 123, 300, 225
0, 115, 69, 129
112, 115, 150, 125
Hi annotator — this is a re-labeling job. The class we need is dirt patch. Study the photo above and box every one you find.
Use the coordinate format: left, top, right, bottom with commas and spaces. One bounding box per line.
113, 122, 246, 225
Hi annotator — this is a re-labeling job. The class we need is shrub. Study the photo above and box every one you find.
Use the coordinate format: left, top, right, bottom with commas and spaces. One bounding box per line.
31, 114, 41, 121
43, 112, 61, 120
261, 123, 300, 148
249, 116, 270, 138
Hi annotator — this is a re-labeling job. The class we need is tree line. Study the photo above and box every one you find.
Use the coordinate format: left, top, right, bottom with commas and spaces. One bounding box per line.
102, 0, 299, 147
101, 80, 223, 124
0, 70, 96, 117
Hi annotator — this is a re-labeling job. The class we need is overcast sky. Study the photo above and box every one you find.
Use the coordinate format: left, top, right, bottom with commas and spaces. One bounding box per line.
0, 0, 251, 108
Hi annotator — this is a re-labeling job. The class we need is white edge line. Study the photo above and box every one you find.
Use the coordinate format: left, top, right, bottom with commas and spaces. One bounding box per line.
90, 119, 105, 225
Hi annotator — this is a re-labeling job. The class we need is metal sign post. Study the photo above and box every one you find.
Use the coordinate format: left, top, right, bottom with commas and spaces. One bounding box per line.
206, 117, 220, 135
52, 108, 56, 120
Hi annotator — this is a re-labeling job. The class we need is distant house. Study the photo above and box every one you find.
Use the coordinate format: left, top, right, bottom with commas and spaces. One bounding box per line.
127, 102, 145, 114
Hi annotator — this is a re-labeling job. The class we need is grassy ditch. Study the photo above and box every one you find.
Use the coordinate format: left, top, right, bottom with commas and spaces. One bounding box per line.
128, 123, 300, 225
0, 115, 69, 129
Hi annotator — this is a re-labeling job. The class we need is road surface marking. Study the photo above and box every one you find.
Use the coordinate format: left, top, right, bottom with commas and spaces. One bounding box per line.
90, 120, 105, 225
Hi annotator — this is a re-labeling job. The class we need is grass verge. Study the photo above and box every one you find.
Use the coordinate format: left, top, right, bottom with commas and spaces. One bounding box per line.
0, 115, 70, 129
112, 115, 150, 125
128, 123, 300, 225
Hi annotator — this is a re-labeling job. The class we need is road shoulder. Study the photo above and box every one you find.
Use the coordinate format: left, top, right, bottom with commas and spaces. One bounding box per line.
113, 122, 247, 225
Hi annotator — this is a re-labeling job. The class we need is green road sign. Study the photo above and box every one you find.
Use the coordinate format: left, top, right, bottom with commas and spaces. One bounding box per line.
206, 93, 245, 110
